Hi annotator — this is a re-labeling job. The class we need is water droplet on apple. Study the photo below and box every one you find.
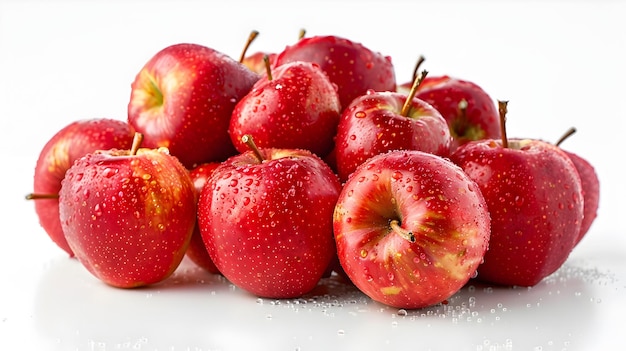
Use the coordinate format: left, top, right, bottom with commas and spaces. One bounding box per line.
93, 204, 102, 217
359, 249, 368, 258
392, 171, 402, 180
515, 196, 525, 207
243, 197, 251, 206
349, 134, 357, 140
157, 223, 165, 231
102, 167, 116, 178
355, 111, 366, 118
387, 272, 395, 281
345, 217, 352, 223
83, 189, 90, 198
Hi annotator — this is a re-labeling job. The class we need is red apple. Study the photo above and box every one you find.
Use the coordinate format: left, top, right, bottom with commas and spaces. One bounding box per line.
26, 118, 134, 257
58, 133, 197, 288
197, 136, 342, 298
274, 35, 396, 109
555, 128, 600, 245
128, 43, 260, 169
333, 150, 491, 309
334, 72, 451, 182
449, 103, 584, 286
186, 162, 221, 274
229, 60, 341, 158
406, 75, 501, 151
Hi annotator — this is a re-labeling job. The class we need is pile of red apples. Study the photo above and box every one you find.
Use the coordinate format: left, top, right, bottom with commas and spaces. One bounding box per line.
27, 30, 599, 309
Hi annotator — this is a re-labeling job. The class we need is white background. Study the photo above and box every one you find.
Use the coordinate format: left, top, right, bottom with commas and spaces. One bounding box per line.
1, 1, 625, 350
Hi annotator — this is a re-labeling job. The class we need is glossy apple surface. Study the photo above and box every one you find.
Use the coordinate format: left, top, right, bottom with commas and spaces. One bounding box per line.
450, 138, 584, 286
229, 60, 341, 158
562, 150, 599, 244
29, 118, 133, 256
334, 150, 491, 309
198, 146, 342, 298
413, 75, 500, 151
128, 43, 259, 168
274, 35, 396, 109
186, 162, 221, 274
59, 143, 196, 288
334, 90, 451, 182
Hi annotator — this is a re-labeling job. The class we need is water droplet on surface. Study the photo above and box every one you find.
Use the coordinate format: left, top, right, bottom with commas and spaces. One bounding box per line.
355, 111, 366, 118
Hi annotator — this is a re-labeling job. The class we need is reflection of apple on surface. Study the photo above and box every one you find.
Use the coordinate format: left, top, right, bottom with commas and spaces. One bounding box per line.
128, 43, 260, 168
449, 102, 584, 286
26, 118, 134, 257
333, 150, 491, 309
59, 133, 197, 288
198, 136, 342, 298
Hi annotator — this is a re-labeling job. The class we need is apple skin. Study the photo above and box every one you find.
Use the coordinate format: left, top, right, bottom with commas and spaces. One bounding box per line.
186, 163, 221, 274
59, 146, 196, 288
197, 147, 342, 298
562, 150, 599, 245
128, 43, 260, 169
334, 90, 451, 182
274, 35, 396, 109
30, 118, 134, 257
449, 139, 584, 286
229, 61, 341, 158
404, 75, 500, 151
334, 150, 490, 309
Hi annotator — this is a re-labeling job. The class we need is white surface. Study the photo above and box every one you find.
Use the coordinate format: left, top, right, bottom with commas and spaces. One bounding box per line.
1, 1, 625, 350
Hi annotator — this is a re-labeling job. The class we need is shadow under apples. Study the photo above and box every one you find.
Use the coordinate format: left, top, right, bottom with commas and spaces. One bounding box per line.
33, 256, 602, 351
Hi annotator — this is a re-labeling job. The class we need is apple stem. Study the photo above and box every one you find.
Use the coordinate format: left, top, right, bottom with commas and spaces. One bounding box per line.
25, 193, 59, 200
555, 127, 577, 147
263, 55, 273, 81
400, 70, 428, 117
298, 28, 306, 40
239, 30, 260, 63
498, 100, 509, 149
410, 55, 426, 82
130, 132, 143, 156
242, 135, 265, 162
390, 219, 416, 243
